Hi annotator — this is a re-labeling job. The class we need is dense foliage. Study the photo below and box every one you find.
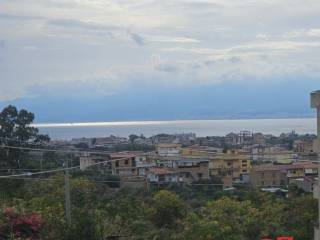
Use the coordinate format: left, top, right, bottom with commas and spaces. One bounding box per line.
0, 176, 316, 240
0, 105, 50, 169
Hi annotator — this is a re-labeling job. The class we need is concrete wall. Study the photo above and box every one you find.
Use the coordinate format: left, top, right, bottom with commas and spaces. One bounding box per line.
315, 227, 319, 240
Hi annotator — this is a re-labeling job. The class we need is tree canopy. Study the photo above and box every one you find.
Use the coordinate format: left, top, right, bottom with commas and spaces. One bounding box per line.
0, 105, 50, 168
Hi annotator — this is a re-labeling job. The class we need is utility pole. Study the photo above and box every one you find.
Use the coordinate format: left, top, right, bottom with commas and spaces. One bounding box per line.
311, 90, 320, 240
64, 155, 72, 225
40, 151, 43, 172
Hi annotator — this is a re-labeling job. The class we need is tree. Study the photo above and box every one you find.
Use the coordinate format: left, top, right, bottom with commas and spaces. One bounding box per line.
284, 196, 317, 240
0, 105, 50, 168
151, 190, 187, 228
129, 134, 139, 143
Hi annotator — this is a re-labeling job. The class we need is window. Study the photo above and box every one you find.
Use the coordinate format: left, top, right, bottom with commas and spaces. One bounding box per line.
198, 173, 203, 179
116, 161, 119, 167
125, 159, 129, 165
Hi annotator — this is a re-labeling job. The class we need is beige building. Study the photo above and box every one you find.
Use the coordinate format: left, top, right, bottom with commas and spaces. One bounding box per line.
250, 164, 286, 187
293, 140, 314, 154
177, 159, 210, 183
156, 144, 181, 157
209, 153, 251, 180
280, 162, 318, 181
147, 168, 179, 184
251, 146, 293, 164
110, 152, 144, 176
181, 146, 221, 157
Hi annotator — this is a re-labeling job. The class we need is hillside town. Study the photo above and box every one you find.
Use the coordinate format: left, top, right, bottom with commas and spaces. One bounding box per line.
45, 130, 319, 194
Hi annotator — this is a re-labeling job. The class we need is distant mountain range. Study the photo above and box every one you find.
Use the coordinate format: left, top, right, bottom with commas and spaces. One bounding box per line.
0, 79, 318, 123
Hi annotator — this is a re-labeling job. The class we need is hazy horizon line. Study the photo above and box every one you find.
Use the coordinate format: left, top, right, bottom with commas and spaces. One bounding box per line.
33, 117, 317, 128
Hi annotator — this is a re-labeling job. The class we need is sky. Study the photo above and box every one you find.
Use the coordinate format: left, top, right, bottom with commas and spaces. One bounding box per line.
0, 0, 320, 122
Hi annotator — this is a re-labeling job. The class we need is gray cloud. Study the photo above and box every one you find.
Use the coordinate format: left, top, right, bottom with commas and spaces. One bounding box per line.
127, 32, 145, 46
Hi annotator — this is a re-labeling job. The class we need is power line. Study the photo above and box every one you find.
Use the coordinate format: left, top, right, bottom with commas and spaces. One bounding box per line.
0, 144, 113, 155
0, 176, 289, 187
0, 152, 154, 178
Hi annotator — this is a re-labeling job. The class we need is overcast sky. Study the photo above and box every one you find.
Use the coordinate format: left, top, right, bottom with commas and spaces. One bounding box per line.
1, 0, 320, 121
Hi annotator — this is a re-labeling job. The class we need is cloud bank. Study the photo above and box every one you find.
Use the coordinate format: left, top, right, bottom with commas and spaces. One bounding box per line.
0, 0, 320, 102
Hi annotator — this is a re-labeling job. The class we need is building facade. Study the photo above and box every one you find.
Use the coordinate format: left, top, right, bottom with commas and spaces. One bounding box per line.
209, 153, 251, 180
250, 164, 286, 187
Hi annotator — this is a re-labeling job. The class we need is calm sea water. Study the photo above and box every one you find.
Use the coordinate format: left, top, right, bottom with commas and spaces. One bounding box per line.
34, 118, 317, 140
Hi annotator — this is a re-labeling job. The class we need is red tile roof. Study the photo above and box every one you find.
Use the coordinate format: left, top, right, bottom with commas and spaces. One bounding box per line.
280, 162, 318, 170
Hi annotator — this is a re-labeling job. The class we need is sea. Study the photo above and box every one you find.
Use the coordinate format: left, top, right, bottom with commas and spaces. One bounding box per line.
34, 118, 317, 140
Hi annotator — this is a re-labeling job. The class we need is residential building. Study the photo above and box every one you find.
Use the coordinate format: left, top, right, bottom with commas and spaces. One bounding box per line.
250, 164, 286, 187
251, 146, 294, 164
110, 152, 141, 176
156, 144, 181, 157
181, 145, 222, 157
176, 158, 210, 183
135, 155, 156, 176
225, 133, 239, 146
293, 140, 314, 154
292, 176, 318, 193
153, 155, 210, 183
225, 131, 253, 146
209, 153, 252, 181
147, 168, 179, 184
280, 161, 318, 182
239, 131, 254, 145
